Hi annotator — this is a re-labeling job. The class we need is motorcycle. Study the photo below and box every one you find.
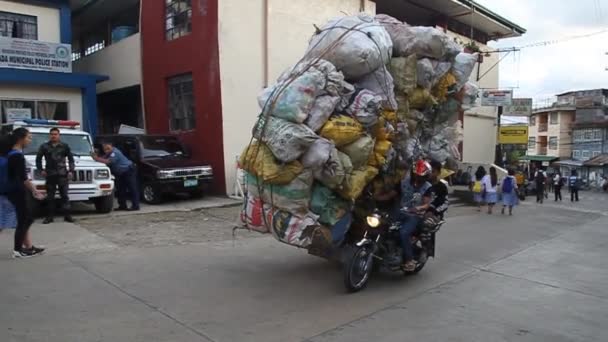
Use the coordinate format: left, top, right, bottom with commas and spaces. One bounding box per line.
343, 209, 444, 292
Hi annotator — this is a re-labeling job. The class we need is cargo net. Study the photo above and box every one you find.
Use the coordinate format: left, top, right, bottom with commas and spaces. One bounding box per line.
236, 14, 479, 252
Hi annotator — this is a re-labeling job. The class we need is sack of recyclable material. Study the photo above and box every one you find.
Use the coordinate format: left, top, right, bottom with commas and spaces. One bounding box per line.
240, 194, 274, 233
355, 67, 398, 110
436, 97, 460, 124
410, 87, 437, 110
253, 116, 318, 162
239, 141, 303, 185
372, 117, 395, 141
338, 166, 379, 200
432, 72, 457, 102
306, 95, 340, 132
340, 135, 374, 169
307, 14, 393, 80
344, 89, 382, 127
389, 55, 418, 95
394, 93, 410, 122
368, 139, 392, 167
453, 53, 478, 90
377, 15, 461, 60
246, 170, 313, 216
320, 115, 364, 146
461, 82, 479, 110
301, 138, 334, 169
270, 210, 320, 248
417, 59, 452, 90
314, 147, 346, 190
310, 184, 350, 226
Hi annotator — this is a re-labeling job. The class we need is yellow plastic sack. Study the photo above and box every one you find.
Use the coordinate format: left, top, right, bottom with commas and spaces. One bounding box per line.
372, 117, 393, 141
320, 115, 364, 147
368, 140, 392, 167
381, 110, 398, 126
410, 87, 437, 110
338, 166, 379, 200
432, 72, 457, 102
394, 93, 410, 122
239, 141, 303, 185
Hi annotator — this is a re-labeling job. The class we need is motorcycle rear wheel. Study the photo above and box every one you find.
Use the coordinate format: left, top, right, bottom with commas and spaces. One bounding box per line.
344, 246, 374, 292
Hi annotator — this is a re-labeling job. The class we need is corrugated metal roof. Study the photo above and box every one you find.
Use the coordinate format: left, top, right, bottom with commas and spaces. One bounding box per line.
583, 154, 608, 167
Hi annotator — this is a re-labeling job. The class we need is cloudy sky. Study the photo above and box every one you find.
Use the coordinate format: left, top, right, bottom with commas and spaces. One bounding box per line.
476, 0, 608, 105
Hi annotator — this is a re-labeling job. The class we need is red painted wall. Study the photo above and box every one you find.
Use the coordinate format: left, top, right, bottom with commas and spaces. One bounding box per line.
141, 0, 225, 194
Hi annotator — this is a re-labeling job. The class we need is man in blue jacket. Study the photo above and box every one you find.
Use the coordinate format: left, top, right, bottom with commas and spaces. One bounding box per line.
93, 141, 140, 211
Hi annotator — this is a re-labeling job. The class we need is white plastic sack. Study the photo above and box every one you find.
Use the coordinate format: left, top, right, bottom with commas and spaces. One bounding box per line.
259, 59, 346, 124
301, 138, 334, 169
307, 14, 393, 80
377, 15, 461, 60
245, 170, 314, 216
253, 116, 318, 163
314, 147, 346, 190
345, 89, 382, 127
453, 53, 478, 90
461, 82, 479, 110
340, 135, 374, 170
270, 210, 320, 248
305, 95, 340, 132
417, 59, 452, 89
355, 67, 398, 110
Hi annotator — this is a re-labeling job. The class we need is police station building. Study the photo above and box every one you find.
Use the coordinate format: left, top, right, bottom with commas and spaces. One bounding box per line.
0, 0, 105, 135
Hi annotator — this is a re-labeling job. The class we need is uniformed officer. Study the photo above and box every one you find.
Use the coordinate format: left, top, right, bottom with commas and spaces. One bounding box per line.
36, 127, 75, 224
92, 141, 140, 211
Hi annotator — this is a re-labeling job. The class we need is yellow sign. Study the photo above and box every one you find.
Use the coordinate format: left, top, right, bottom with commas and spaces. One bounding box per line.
499, 125, 528, 144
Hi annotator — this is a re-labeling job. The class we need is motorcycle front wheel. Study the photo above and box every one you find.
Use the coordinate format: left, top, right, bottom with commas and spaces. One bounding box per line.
344, 246, 374, 293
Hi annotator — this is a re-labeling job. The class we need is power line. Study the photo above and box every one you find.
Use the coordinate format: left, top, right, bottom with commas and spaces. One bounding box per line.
515, 29, 608, 49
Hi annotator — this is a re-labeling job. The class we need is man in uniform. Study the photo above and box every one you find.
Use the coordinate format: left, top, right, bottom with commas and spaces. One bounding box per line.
36, 127, 75, 224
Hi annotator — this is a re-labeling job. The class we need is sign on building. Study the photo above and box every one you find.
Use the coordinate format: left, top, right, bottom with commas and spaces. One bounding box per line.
499, 125, 528, 145
0, 37, 72, 73
5, 108, 32, 123
481, 89, 513, 107
504, 98, 533, 116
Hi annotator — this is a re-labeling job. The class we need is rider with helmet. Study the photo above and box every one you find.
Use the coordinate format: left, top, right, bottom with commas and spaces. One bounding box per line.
398, 160, 433, 271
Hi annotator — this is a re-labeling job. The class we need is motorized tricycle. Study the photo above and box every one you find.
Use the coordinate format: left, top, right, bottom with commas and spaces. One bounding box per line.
339, 207, 444, 292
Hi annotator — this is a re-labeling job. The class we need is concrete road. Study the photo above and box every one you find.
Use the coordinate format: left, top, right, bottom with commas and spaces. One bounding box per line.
1, 204, 607, 342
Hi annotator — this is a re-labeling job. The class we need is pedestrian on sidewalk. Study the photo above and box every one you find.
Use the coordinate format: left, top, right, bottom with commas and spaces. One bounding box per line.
471, 166, 486, 212
501, 168, 518, 216
553, 171, 563, 201
92, 141, 140, 211
534, 168, 547, 204
482, 166, 499, 215
36, 127, 75, 224
569, 170, 580, 202
0, 128, 46, 258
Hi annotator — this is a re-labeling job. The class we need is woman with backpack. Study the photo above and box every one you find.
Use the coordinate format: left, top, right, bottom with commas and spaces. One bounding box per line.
0, 128, 45, 258
501, 168, 518, 215
471, 166, 486, 212
482, 166, 499, 214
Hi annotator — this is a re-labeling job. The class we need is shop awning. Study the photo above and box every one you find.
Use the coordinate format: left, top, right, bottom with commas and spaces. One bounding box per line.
519, 155, 558, 162
554, 159, 584, 167
583, 154, 608, 167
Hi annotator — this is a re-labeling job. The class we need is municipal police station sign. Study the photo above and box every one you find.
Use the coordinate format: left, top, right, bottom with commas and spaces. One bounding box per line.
0, 37, 72, 73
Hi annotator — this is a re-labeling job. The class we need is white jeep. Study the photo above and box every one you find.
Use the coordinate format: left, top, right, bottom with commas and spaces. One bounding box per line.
8, 122, 115, 214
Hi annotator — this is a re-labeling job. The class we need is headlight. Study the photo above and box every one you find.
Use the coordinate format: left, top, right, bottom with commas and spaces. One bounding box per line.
366, 214, 381, 228
156, 170, 173, 179
95, 169, 110, 179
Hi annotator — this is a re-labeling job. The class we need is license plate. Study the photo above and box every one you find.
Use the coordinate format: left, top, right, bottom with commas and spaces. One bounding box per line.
184, 179, 198, 187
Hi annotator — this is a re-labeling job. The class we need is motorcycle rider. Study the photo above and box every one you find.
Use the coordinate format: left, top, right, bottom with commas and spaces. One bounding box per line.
397, 160, 432, 271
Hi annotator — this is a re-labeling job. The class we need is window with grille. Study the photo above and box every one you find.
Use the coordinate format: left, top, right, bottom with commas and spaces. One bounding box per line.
549, 136, 558, 150
582, 150, 591, 159
84, 41, 105, 56
573, 150, 581, 158
165, 0, 192, 41
550, 112, 558, 124
168, 74, 195, 131
593, 129, 602, 140
592, 151, 601, 157
0, 11, 37, 40
528, 137, 536, 150
530, 115, 536, 126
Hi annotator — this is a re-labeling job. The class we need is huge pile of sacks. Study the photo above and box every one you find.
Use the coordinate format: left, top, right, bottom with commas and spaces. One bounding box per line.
239, 14, 479, 249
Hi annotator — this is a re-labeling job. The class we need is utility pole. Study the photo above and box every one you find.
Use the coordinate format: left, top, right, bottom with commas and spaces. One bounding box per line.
495, 106, 503, 166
